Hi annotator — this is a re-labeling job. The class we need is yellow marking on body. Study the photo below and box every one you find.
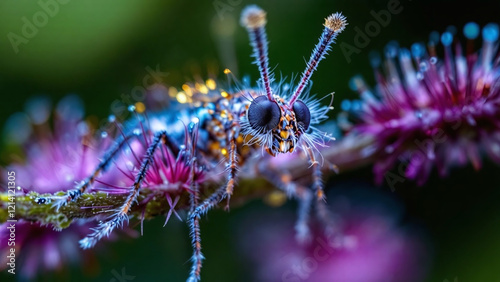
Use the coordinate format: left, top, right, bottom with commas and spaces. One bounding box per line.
182, 84, 193, 96
134, 102, 146, 113
220, 110, 228, 118
209, 142, 220, 152
195, 83, 209, 94
281, 174, 291, 183
176, 92, 188, 103
168, 87, 178, 97
280, 130, 290, 139
226, 179, 235, 194
206, 79, 217, 90
221, 91, 229, 98
224, 68, 231, 74
279, 141, 286, 152
221, 148, 228, 155
316, 189, 324, 199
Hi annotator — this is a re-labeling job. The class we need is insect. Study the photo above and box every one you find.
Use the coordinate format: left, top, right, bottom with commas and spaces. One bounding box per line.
35, 5, 347, 281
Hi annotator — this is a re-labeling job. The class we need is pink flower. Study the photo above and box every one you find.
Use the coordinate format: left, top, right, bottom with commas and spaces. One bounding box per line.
1, 95, 124, 278
346, 23, 500, 185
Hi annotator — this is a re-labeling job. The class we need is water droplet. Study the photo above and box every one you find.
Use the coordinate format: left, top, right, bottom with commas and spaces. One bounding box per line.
384, 41, 399, 58
483, 23, 499, 42
4, 112, 32, 144
463, 22, 479, 40
399, 48, 411, 60
441, 32, 453, 46
352, 100, 362, 111
419, 62, 429, 71
25, 96, 51, 125
415, 110, 423, 119
77, 121, 89, 135
56, 95, 84, 121
411, 43, 425, 59
341, 100, 352, 111
416, 72, 424, 80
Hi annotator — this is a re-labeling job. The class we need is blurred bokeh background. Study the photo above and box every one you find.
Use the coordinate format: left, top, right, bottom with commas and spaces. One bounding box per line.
1, 0, 500, 281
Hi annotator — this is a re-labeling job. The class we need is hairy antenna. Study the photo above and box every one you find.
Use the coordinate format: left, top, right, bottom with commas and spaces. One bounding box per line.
288, 12, 347, 107
241, 5, 275, 101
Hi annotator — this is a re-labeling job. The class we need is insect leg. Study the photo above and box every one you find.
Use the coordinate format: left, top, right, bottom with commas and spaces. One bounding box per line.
308, 149, 342, 238
188, 135, 239, 281
258, 164, 313, 243
224, 135, 238, 210
302, 146, 343, 238
79, 130, 169, 249
309, 149, 326, 201
187, 186, 226, 282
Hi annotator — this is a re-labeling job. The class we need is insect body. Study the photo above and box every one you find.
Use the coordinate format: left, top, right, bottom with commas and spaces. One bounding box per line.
36, 5, 347, 281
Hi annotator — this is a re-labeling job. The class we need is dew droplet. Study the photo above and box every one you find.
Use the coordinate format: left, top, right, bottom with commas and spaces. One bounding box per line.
463, 22, 479, 40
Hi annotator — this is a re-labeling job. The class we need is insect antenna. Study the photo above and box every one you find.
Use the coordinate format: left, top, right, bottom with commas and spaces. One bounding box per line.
288, 12, 347, 107
241, 5, 275, 102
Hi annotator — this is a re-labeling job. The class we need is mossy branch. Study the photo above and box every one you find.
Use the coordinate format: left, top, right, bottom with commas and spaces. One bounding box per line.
0, 136, 375, 230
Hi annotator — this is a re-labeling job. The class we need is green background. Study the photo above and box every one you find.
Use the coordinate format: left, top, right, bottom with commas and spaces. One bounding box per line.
1, 0, 500, 281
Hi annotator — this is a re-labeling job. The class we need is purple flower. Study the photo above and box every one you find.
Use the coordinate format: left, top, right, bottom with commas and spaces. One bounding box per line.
347, 23, 500, 185
0, 95, 125, 278
94, 111, 207, 226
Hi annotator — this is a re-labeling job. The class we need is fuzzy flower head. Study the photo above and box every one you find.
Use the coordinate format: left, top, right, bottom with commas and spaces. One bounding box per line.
92, 105, 207, 227
1, 95, 115, 278
346, 23, 500, 185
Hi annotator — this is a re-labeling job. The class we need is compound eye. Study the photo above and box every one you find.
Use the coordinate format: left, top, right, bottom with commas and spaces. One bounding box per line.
292, 100, 311, 131
247, 95, 281, 131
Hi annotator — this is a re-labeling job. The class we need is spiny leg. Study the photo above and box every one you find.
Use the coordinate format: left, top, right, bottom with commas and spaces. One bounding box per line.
306, 147, 342, 238
187, 125, 202, 281
305, 146, 326, 201
258, 163, 313, 244
224, 135, 239, 210
79, 130, 169, 249
188, 135, 239, 282
187, 186, 226, 282
35, 130, 142, 208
